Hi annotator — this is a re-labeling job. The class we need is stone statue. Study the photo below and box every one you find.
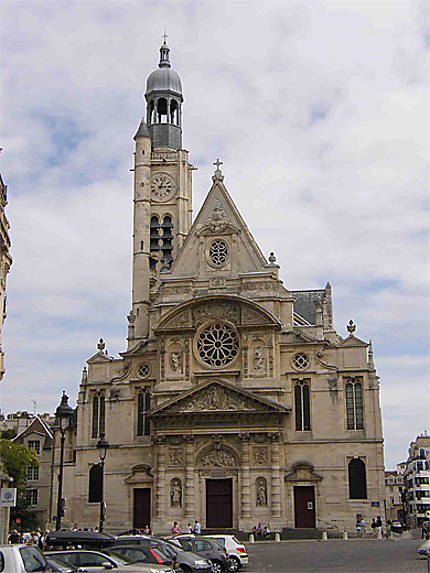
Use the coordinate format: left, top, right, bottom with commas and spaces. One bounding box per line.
256, 479, 267, 507
253, 347, 265, 370
170, 351, 183, 374
170, 479, 182, 507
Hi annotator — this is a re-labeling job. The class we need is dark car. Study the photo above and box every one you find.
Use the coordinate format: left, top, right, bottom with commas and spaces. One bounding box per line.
115, 536, 212, 573
104, 546, 173, 568
45, 531, 116, 551
174, 538, 228, 573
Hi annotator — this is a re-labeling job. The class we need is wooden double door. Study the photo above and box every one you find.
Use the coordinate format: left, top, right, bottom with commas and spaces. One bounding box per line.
206, 478, 233, 528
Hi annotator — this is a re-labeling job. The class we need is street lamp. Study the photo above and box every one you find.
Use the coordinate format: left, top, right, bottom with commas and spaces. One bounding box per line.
96, 432, 109, 532
54, 391, 74, 531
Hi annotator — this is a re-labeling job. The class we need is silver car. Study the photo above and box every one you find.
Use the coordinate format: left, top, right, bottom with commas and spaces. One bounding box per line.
46, 550, 174, 573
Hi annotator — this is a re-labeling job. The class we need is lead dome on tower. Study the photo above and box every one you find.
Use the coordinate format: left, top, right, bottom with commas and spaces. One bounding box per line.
145, 40, 183, 97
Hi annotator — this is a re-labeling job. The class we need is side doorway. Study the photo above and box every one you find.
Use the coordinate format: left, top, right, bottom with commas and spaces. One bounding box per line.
133, 488, 151, 530
294, 486, 316, 528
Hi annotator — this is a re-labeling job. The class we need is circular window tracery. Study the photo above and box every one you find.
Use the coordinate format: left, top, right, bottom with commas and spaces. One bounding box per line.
137, 363, 151, 378
209, 239, 228, 267
196, 322, 239, 368
292, 352, 310, 370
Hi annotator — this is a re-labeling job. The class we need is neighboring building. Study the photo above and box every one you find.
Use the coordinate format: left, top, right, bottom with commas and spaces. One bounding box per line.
384, 470, 404, 523
404, 434, 430, 527
13, 416, 54, 528
0, 173, 12, 380
58, 39, 385, 534
0, 411, 54, 437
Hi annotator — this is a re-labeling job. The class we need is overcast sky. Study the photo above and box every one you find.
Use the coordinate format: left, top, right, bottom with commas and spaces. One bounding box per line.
1, 0, 429, 469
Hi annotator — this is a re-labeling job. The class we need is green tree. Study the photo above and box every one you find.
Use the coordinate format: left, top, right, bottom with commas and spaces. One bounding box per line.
0, 439, 39, 530
1, 428, 17, 440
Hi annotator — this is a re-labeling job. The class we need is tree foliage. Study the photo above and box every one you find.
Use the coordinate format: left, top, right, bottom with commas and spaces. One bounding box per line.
0, 439, 39, 489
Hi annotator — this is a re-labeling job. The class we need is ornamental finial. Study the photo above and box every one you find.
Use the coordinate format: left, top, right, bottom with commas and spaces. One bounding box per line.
212, 158, 224, 182
97, 338, 106, 352
347, 319, 356, 334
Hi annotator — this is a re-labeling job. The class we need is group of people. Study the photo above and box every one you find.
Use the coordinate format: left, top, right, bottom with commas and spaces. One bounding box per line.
355, 516, 389, 538
8, 528, 48, 549
170, 520, 202, 535
251, 523, 271, 539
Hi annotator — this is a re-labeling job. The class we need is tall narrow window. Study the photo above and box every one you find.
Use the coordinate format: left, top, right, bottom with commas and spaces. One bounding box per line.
92, 396, 99, 438
348, 458, 367, 499
294, 380, 311, 431
137, 390, 151, 436
345, 379, 364, 430
92, 393, 105, 438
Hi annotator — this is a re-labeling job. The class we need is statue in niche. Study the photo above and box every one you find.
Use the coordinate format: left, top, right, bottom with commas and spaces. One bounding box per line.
170, 351, 183, 374
170, 479, 182, 507
253, 347, 265, 370
256, 478, 267, 507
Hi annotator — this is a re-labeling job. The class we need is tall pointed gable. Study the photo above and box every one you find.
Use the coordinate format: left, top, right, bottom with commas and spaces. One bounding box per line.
168, 166, 269, 280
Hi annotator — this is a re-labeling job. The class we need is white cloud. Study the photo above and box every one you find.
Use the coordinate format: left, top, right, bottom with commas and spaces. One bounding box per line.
0, 0, 428, 469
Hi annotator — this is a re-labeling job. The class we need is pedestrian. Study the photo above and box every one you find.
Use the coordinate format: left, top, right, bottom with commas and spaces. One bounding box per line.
376, 515, 382, 537
422, 519, 430, 540
194, 520, 201, 534
355, 519, 361, 537
256, 522, 263, 538
143, 524, 151, 535
371, 518, 377, 538
171, 521, 180, 535
186, 522, 193, 533
8, 529, 21, 544
360, 518, 366, 537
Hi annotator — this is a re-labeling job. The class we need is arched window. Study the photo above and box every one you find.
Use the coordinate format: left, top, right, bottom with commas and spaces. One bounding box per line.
294, 380, 311, 431
345, 380, 364, 430
88, 464, 102, 502
348, 458, 367, 499
157, 98, 168, 123
137, 390, 151, 436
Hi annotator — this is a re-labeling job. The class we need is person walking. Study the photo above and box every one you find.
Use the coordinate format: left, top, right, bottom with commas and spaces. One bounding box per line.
360, 518, 366, 537
376, 516, 382, 537
194, 520, 201, 534
186, 522, 193, 533
371, 518, 377, 538
355, 519, 361, 537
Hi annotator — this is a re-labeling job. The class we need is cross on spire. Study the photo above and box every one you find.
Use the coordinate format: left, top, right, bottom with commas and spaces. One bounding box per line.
213, 158, 223, 171
162, 30, 168, 44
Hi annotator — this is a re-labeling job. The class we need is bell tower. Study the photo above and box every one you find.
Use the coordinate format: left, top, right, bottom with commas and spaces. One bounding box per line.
130, 37, 194, 342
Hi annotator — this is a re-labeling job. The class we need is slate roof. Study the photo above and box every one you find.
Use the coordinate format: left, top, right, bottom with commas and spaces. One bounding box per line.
292, 289, 325, 325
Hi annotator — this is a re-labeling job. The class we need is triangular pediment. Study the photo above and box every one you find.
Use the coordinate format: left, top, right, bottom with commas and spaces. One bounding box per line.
151, 379, 289, 416
166, 176, 271, 279
338, 335, 368, 347
86, 351, 114, 364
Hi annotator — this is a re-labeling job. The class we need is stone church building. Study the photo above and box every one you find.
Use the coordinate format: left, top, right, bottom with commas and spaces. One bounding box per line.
59, 40, 385, 534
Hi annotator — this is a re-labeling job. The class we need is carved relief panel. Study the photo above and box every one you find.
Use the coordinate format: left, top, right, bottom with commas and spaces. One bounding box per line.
168, 448, 184, 467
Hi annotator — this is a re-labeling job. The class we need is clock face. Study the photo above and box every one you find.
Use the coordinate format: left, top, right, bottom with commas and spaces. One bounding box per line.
150, 173, 176, 201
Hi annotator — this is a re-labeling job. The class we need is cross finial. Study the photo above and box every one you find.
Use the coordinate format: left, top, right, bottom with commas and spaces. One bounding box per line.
162, 30, 168, 44
213, 158, 223, 171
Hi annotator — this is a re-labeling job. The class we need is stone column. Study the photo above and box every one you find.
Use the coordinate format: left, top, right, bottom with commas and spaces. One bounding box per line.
239, 433, 251, 519
184, 435, 195, 520
155, 435, 166, 520
269, 433, 281, 518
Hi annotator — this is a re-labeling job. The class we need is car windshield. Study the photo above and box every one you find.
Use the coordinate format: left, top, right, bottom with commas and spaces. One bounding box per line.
19, 547, 48, 572
162, 540, 184, 554
206, 538, 224, 549
46, 557, 77, 572
232, 536, 241, 544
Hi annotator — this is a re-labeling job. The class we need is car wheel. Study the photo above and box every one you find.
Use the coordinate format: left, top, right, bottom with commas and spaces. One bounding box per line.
211, 561, 224, 573
180, 566, 192, 573
228, 556, 241, 572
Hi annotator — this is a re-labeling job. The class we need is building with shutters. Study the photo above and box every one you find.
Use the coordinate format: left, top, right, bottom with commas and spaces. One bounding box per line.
59, 39, 385, 534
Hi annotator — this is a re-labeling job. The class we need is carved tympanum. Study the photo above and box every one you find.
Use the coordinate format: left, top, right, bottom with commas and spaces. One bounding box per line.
199, 445, 237, 467
178, 387, 254, 412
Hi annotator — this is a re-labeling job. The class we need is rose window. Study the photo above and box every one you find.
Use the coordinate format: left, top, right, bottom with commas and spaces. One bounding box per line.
197, 323, 239, 368
209, 239, 228, 267
293, 352, 309, 370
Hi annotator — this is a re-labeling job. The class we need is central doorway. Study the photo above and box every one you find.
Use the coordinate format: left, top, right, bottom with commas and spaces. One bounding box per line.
294, 485, 316, 528
133, 488, 151, 530
206, 478, 232, 528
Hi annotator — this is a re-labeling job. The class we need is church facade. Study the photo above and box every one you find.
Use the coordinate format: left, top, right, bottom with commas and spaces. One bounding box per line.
59, 40, 385, 534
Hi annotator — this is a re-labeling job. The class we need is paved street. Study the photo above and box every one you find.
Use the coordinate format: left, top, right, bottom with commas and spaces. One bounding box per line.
244, 538, 428, 572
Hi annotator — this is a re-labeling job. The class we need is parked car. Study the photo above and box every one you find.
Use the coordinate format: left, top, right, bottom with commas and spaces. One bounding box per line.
46, 555, 82, 572
45, 531, 117, 550
390, 521, 404, 533
46, 549, 174, 573
115, 536, 212, 572
0, 544, 56, 573
199, 536, 247, 572
172, 538, 228, 573
418, 538, 430, 557
102, 546, 174, 568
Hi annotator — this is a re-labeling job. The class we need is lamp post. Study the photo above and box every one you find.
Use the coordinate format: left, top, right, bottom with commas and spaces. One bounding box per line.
54, 391, 74, 531
96, 432, 109, 533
